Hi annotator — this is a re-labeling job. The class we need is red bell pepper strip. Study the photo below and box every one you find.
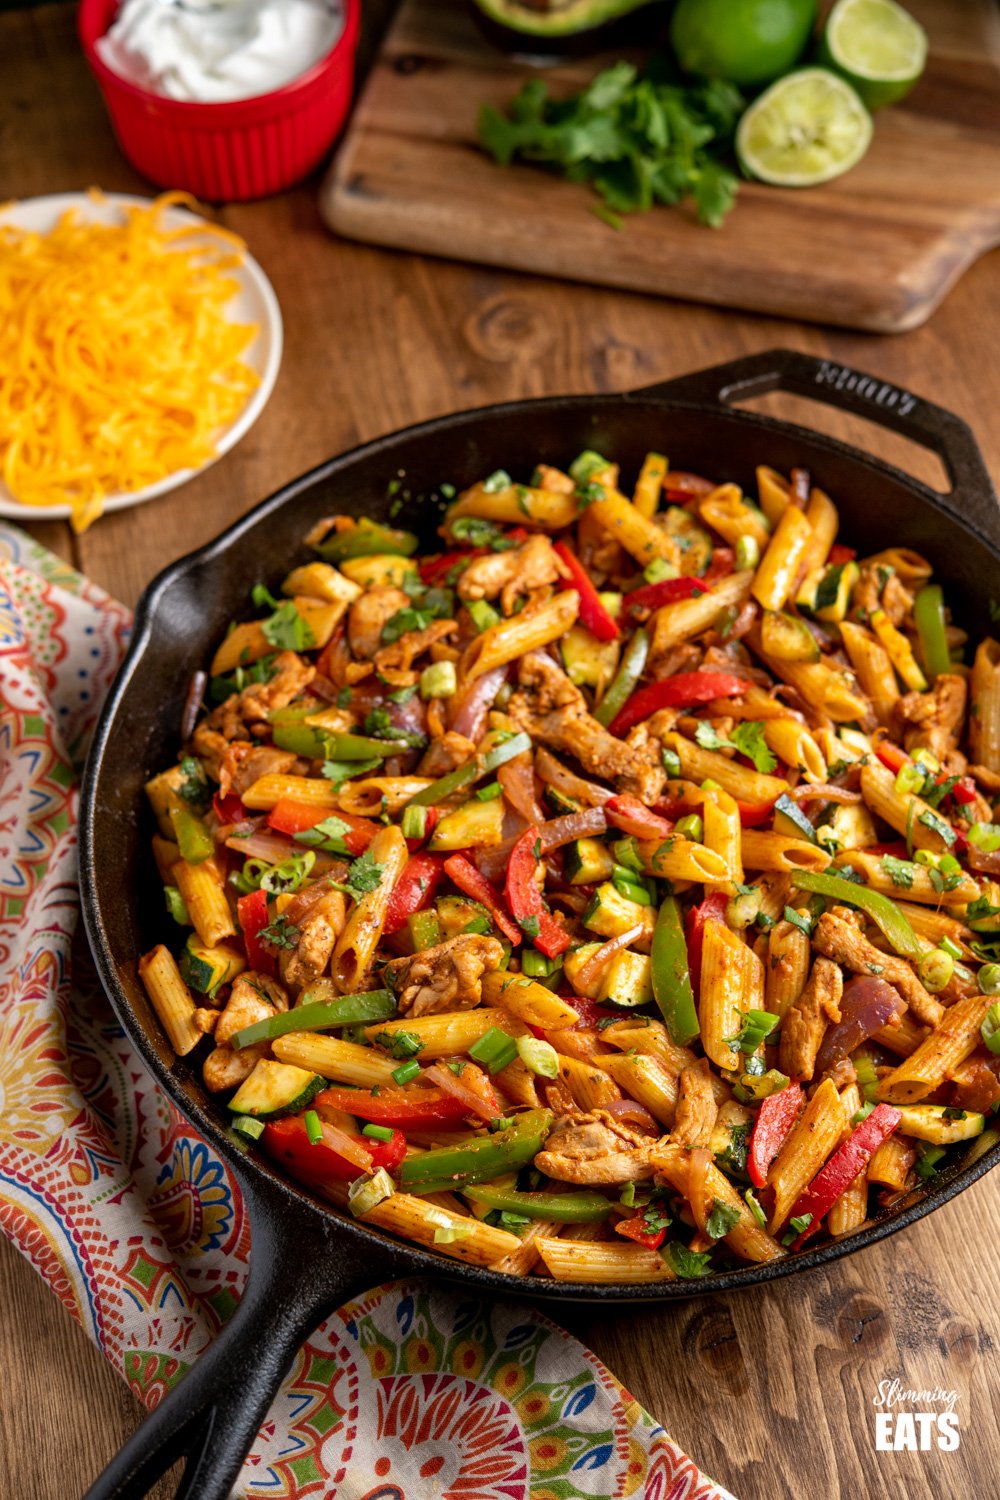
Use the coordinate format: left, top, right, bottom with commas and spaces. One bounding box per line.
737, 800, 775, 828
827, 544, 857, 566
261, 1116, 406, 1186
213, 791, 245, 825
419, 548, 487, 586
608, 670, 748, 737
604, 793, 675, 841
701, 548, 735, 584
505, 828, 571, 958
684, 891, 729, 1005
747, 1083, 804, 1190
950, 779, 978, 806
267, 799, 380, 855
383, 852, 445, 936
315, 1084, 489, 1129
237, 888, 276, 977
444, 854, 522, 945
788, 1103, 903, 1248
614, 1213, 667, 1250
873, 736, 909, 774
623, 577, 707, 616
664, 471, 714, 498
553, 542, 620, 642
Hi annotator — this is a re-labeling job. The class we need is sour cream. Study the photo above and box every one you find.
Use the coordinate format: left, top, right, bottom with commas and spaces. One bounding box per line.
97, 0, 345, 104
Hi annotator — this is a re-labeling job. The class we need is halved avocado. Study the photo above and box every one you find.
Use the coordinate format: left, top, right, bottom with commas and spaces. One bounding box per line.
472, 0, 660, 40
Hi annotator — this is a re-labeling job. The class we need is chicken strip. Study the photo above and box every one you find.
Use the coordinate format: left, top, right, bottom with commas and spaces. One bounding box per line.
670, 1061, 718, 1149
458, 535, 567, 616
222, 744, 299, 799
508, 652, 666, 804
383, 934, 504, 1017
896, 673, 967, 764
373, 618, 459, 689
347, 587, 411, 660
282, 891, 348, 989
535, 1109, 656, 1185
239, 650, 315, 724
779, 956, 843, 1083
812, 912, 944, 1028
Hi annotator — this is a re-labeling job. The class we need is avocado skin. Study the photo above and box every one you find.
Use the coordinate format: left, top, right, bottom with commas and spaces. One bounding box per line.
471, 0, 663, 42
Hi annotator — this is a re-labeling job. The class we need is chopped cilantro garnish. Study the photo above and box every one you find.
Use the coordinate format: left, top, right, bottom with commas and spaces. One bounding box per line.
261, 600, 316, 653
664, 1242, 714, 1279
881, 853, 916, 890
259, 915, 301, 951
705, 1199, 741, 1241
694, 718, 776, 774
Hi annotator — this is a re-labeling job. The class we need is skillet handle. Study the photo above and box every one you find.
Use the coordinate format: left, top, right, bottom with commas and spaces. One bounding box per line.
81, 1172, 397, 1500
630, 348, 1000, 548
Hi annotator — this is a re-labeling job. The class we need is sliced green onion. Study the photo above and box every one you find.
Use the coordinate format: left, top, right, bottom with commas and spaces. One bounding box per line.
164, 886, 191, 925
912, 747, 940, 772
391, 1059, 421, 1085
969, 822, 1000, 853
595, 627, 649, 728
939, 936, 963, 961
675, 813, 704, 843
914, 849, 939, 868
734, 1068, 789, 1103
521, 950, 563, 979
611, 866, 653, 905
401, 804, 429, 840
612, 836, 644, 872
476, 781, 503, 801
516, 1035, 560, 1078
895, 762, 926, 796
730, 1008, 779, 1055
744, 1188, 766, 1229
643, 557, 678, 584
661, 747, 681, 778
467, 599, 501, 633
918, 949, 954, 993
791, 869, 922, 960
981, 1002, 1000, 1053
419, 660, 457, 700
938, 853, 962, 875
231, 990, 395, 1050
979, 966, 1000, 997
468, 1026, 519, 1074
735, 535, 760, 571
231, 1114, 265, 1141
362, 1123, 395, 1142
852, 1101, 877, 1125
433, 1223, 474, 1244
303, 1109, 323, 1145
570, 450, 610, 483
348, 1167, 395, 1217
726, 886, 762, 930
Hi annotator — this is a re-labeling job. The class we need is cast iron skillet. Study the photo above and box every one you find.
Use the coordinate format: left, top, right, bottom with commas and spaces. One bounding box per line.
80, 350, 1000, 1500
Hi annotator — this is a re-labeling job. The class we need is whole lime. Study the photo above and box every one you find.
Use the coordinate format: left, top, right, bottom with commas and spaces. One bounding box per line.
670, 0, 818, 87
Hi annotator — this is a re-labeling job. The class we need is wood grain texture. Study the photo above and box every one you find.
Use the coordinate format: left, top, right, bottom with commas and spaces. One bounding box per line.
1, 4, 999, 1498
322, 0, 1000, 333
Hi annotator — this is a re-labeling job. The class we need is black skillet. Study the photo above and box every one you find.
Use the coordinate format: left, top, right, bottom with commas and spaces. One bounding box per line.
79, 349, 1000, 1500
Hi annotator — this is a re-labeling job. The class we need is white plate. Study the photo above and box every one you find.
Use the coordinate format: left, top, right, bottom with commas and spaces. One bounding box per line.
0, 192, 283, 522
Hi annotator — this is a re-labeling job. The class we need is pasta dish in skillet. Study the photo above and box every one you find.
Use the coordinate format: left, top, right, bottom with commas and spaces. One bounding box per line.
138, 450, 1000, 1282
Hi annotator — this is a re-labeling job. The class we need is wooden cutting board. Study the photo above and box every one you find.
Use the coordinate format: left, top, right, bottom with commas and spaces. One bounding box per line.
321, 0, 1000, 332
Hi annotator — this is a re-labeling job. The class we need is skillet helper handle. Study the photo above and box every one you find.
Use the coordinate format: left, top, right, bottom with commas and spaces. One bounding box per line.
632, 348, 1000, 548
82, 1183, 395, 1500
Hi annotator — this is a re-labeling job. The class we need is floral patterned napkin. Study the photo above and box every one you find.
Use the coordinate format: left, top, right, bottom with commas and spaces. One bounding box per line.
0, 520, 735, 1500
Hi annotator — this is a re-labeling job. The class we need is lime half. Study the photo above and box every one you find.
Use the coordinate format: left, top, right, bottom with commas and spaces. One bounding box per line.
737, 68, 873, 187
822, 0, 928, 110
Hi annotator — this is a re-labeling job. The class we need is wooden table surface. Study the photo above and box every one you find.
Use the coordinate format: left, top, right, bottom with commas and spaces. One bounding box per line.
2, 6, 999, 1499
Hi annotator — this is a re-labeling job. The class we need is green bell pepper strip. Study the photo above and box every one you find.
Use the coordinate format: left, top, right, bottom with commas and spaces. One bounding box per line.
314, 521, 419, 563
169, 805, 214, 864
399, 1108, 552, 1194
790, 869, 922, 960
913, 585, 951, 681
651, 895, 700, 1046
405, 731, 532, 808
272, 726, 406, 761
594, 628, 649, 728
230, 990, 395, 1050
463, 1185, 613, 1222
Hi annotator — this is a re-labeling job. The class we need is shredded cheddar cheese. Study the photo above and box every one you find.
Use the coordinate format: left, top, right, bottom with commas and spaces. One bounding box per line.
0, 190, 260, 532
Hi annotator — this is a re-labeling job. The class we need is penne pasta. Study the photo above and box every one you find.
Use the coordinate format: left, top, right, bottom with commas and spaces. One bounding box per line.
869, 608, 927, 692
699, 921, 753, 1070
661, 730, 788, 806
172, 856, 236, 946
463, 590, 579, 681
632, 451, 667, 518
587, 480, 681, 569
859, 761, 953, 856
740, 830, 830, 873
535, 1237, 676, 1284
365, 1007, 523, 1057
650, 570, 753, 657
701, 785, 743, 893
827, 1084, 869, 1237
636, 835, 729, 884
765, 918, 811, 1020
651, 1141, 785, 1263
876, 994, 995, 1104
801, 487, 838, 574
970, 638, 1000, 772
482, 972, 580, 1030
756, 465, 792, 526
839, 621, 900, 727
698, 485, 770, 549
768, 1077, 845, 1232
138, 945, 202, 1056
598, 1052, 678, 1126
761, 718, 827, 783
273, 1033, 399, 1087
867, 1135, 916, 1190
832, 848, 980, 908
557, 1054, 622, 1110
752, 502, 812, 611
210, 597, 338, 676
330, 825, 408, 992
446, 480, 579, 532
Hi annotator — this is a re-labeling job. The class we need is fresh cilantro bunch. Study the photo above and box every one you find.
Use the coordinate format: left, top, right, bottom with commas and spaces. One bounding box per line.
478, 61, 744, 229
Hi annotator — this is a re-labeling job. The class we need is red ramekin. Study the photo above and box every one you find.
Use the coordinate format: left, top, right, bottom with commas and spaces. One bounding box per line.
79, 0, 360, 202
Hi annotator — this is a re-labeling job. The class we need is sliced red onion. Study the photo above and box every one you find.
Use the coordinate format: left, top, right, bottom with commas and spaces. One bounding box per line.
535, 748, 612, 807
451, 664, 507, 741
789, 784, 863, 804
814, 975, 904, 1079
602, 1098, 660, 1135
498, 755, 545, 825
